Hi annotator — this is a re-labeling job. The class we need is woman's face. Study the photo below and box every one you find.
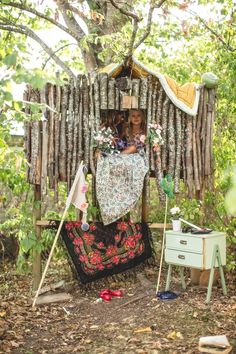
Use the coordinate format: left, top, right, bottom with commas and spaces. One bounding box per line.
130, 110, 142, 126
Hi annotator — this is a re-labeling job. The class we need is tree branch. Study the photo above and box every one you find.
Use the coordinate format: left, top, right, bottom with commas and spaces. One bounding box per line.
0, 21, 76, 78
56, 0, 86, 39
109, 0, 141, 21
0, 1, 81, 41
187, 9, 236, 52
134, 0, 167, 50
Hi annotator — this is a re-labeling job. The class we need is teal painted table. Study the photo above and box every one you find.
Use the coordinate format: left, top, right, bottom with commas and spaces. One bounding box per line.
164, 230, 227, 303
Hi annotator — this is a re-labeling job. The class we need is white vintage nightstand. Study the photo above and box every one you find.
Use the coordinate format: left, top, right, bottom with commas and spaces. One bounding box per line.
164, 230, 227, 303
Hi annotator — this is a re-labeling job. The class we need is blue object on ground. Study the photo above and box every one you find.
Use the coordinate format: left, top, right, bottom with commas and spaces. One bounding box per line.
156, 291, 178, 300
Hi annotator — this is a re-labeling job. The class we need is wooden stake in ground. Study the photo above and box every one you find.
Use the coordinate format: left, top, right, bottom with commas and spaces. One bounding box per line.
32, 161, 84, 307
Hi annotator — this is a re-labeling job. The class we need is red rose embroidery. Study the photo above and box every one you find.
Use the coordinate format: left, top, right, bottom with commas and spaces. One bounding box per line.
90, 251, 102, 265
117, 222, 127, 231
128, 250, 135, 258
96, 264, 105, 270
79, 254, 88, 262
97, 242, 105, 249
106, 245, 117, 256
121, 258, 128, 263
84, 233, 95, 246
114, 234, 121, 242
73, 237, 83, 246
125, 236, 136, 249
90, 224, 97, 231
111, 255, 120, 264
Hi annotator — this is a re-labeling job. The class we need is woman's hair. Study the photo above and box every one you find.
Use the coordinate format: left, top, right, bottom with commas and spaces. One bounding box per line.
127, 109, 146, 136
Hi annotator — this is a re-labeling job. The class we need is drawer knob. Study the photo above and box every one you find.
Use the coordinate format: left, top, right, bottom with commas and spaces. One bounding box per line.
178, 255, 185, 260
180, 240, 187, 245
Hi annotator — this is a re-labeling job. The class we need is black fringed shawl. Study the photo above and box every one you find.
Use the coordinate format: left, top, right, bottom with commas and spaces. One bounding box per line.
60, 221, 152, 284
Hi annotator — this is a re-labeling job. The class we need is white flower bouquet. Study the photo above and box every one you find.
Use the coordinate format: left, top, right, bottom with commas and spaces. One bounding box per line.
93, 127, 118, 154
170, 206, 182, 220
148, 123, 164, 151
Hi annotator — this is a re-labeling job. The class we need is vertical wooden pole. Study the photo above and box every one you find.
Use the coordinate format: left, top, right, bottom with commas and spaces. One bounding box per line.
142, 177, 149, 222
32, 184, 42, 290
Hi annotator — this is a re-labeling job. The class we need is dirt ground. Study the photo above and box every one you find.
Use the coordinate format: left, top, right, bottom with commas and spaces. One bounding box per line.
0, 262, 236, 354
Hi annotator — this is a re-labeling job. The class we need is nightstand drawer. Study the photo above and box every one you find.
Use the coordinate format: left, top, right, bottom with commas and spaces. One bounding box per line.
165, 249, 203, 268
166, 233, 203, 253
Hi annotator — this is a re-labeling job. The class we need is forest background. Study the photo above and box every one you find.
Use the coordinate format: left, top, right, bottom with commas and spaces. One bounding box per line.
0, 0, 235, 273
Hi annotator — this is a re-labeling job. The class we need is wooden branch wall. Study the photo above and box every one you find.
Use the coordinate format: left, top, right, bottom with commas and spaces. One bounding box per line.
24, 74, 216, 200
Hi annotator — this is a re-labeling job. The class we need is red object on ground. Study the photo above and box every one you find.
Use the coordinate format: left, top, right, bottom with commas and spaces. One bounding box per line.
99, 289, 124, 301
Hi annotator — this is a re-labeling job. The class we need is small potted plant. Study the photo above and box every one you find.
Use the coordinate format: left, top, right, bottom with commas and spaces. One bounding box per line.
170, 206, 182, 231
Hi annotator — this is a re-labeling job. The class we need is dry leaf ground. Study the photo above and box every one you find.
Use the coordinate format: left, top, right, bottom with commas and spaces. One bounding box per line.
0, 262, 235, 354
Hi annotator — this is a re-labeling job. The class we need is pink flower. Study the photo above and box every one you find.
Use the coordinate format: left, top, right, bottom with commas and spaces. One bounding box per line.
74, 221, 82, 228
139, 134, 146, 144
135, 233, 142, 240
69, 232, 75, 239
75, 246, 80, 254
81, 184, 88, 193
121, 258, 128, 264
65, 222, 74, 230
138, 244, 144, 254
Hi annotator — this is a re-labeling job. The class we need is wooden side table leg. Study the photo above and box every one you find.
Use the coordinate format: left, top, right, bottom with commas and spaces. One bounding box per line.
165, 264, 172, 291
215, 247, 227, 295
179, 267, 186, 290
206, 266, 215, 303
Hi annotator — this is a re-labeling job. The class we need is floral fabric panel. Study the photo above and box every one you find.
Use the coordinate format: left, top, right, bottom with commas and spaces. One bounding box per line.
96, 152, 148, 225
61, 221, 152, 283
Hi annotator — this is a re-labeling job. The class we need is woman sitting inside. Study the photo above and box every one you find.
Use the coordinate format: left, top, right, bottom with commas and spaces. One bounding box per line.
120, 109, 146, 154
96, 109, 148, 225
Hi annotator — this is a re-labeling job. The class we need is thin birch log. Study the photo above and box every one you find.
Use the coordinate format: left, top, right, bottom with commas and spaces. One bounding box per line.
142, 77, 152, 218
174, 108, 182, 193
209, 89, 216, 174
54, 83, 61, 202
48, 84, 55, 189
151, 80, 158, 124
131, 79, 140, 107
161, 96, 170, 171
82, 76, 90, 168
23, 88, 31, 182
78, 84, 83, 165
186, 115, 194, 198
29, 89, 41, 185
67, 78, 75, 190
108, 78, 115, 110
40, 86, 48, 196
94, 74, 100, 131
89, 73, 96, 176
205, 89, 215, 177
139, 77, 148, 109
192, 116, 200, 191
156, 86, 163, 125
99, 73, 108, 110
196, 88, 204, 187
167, 103, 175, 176
181, 113, 187, 183
72, 75, 81, 178
59, 84, 68, 181
115, 87, 120, 110
201, 87, 208, 177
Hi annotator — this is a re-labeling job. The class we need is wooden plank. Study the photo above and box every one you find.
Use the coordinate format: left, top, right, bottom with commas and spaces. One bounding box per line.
36, 220, 172, 229
33, 292, 72, 305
